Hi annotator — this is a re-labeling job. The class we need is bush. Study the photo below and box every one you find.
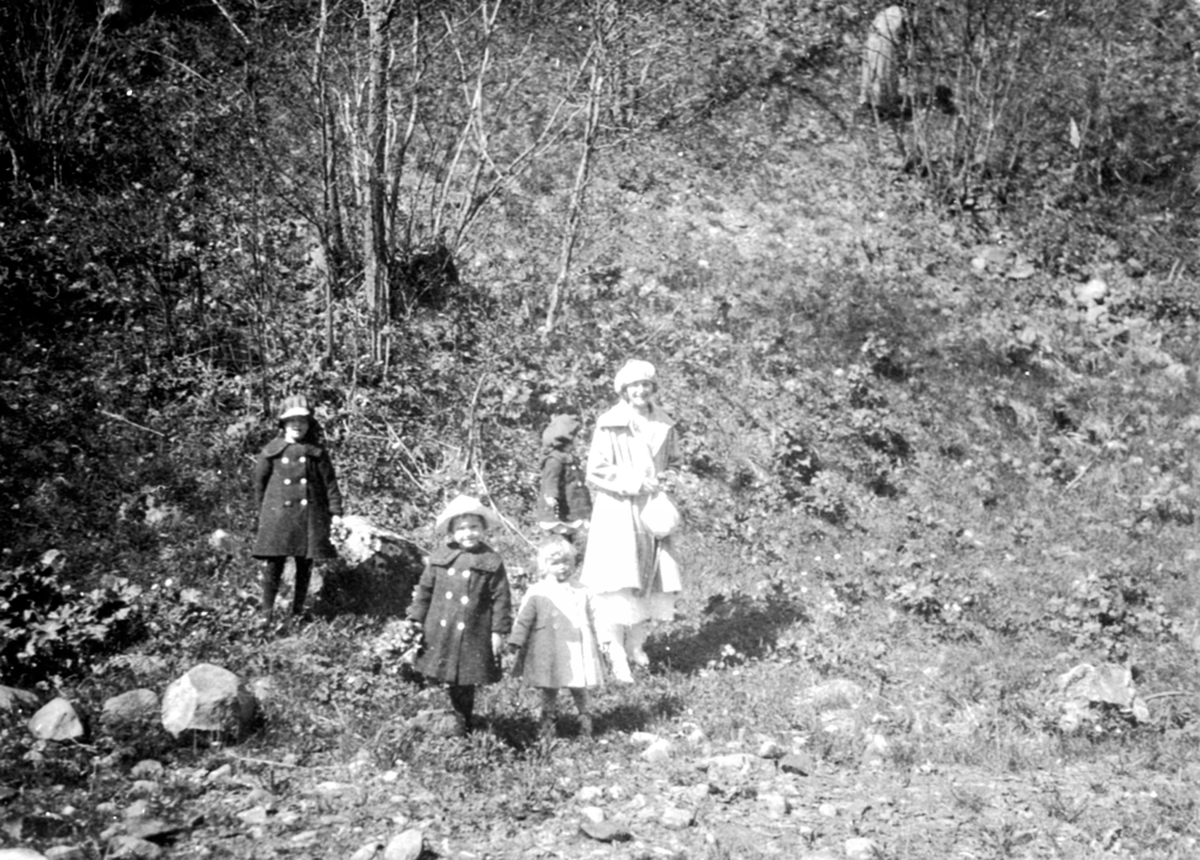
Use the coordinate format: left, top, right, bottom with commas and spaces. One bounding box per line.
0, 558, 145, 687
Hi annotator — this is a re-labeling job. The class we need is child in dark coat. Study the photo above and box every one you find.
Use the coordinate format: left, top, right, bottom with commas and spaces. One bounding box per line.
405, 495, 513, 735
536, 414, 592, 540
251, 395, 344, 625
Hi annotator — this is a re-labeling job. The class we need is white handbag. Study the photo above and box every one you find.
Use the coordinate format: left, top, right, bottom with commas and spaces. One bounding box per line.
640, 491, 681, 538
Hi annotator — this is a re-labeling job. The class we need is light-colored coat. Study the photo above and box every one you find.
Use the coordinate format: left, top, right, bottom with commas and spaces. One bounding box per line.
860, 5, 907, 113
508, 578, 604, 689
578, 400, 682, 596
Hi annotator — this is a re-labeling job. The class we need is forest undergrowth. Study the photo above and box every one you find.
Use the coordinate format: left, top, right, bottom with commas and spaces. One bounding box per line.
3, 0, 1200, 857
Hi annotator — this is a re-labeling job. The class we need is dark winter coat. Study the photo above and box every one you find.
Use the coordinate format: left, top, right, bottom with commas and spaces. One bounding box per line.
406, 543, 513, 686
536, 448, 592, 525
251, 438, 344, 559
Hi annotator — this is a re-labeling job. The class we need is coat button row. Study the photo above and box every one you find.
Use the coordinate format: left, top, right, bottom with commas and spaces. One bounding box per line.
280, 456, 308, 464
283, 500, 309, 507
282, 478, 309, 486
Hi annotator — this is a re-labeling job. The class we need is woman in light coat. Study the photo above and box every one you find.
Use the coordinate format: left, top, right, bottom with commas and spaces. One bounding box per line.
579, 359, 682, 682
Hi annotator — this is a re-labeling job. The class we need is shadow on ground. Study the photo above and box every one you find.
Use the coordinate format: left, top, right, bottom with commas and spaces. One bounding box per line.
646, 589, 809, 675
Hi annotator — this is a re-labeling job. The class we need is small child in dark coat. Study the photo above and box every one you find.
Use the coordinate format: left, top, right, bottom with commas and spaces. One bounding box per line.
251, 395, 344, 625
405, 495, 513, 735
536, 414, 592, 541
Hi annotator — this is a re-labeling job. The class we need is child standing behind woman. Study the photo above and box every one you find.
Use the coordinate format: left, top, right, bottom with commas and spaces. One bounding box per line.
251, 395, 344, 627
535, 414, 592, 541
508, 538, 604, 739
405, 495, 513, 735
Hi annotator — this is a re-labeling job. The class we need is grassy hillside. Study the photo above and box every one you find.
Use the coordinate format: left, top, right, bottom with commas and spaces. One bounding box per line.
3, 0, 1200, 857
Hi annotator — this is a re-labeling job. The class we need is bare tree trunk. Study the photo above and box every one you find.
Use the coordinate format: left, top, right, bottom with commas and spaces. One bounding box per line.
545, 2, 607, 332
363, 0, 396, 362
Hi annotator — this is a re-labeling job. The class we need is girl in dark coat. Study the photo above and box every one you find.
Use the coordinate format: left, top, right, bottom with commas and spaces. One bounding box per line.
405, 495, 513, 735
251, 395, 344, 624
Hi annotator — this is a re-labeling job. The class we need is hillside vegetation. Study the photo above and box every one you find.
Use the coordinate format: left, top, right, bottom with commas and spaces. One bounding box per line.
2, 0, 1200, 857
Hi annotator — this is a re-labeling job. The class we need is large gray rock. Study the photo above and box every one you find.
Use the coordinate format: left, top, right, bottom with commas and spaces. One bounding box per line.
28, 697, 85, 741
316, 517, 423, 618
102, 689, 160, 733
161, 664, 257, 739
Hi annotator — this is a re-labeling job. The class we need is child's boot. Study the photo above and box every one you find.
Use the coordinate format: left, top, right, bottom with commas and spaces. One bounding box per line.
605, 626, 633, 684
572, 689, 593, 739
539, 689, 558, 740
627, 621, 651, 667
449, 685, 475, 736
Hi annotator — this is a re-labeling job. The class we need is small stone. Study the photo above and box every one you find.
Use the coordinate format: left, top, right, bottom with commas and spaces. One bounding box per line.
204, 764, 233, 784
607, 785, 627, 801
682, 783, 712, 804
760, 793, 790, 818
381, 770, 400, 783
685, 728, 707, 746
641, 738, 672, 762
106, 836, 162, 860
124, 800, 152, 820
28, 698, 85, 742
629, 731, 658, 746
348, 842, 382, 860
0, 850, 50, 860
579, 821, 632, 843
818, 803, 838, 818
237, 806, 271, 826
699, 753, 753, 770
778, 753, 814, 776
577, 786, 603, 803
845, 837, 881, 859
660, 807, 695, 829
45, 847, 87, 860
130, 760, 164, 779
0, 687, 38, 715
580, 806, 605, 824
756, 739, 784, 759
102, 690, 160, 732
382, 828, 424, 860
130, 780, 161, 797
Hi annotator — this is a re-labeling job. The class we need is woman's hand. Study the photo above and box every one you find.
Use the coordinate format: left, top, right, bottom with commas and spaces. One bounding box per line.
491, 633, 505, 657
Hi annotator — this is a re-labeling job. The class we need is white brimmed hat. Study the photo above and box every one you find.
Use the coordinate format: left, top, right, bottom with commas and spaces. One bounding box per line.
278, 394, 312, 422
435, 494, 501, 535
613, 359, 657, 394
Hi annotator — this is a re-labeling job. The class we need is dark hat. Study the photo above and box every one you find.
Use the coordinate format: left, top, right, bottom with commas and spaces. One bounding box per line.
542, 414, 581, 447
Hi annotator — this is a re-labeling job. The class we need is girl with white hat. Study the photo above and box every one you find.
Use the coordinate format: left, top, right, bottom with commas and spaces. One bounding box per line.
404, 495, 513, 734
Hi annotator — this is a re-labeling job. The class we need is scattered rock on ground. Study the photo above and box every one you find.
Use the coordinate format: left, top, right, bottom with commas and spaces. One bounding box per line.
641, 738, 672, 762
106, 836, 162, 860
348, 843, 382, 860
779, 752, 814, 775
44, 847, 86, 860
0, 686, 39, 716
579, 820, 632, 843
103, 690, 160, 732
0, 849, 50, 860
28, 697, 85, 741
161, 664, 257, 739
382, 828, 425, 860
845, 836, 882, 859
661, 807, 695, 829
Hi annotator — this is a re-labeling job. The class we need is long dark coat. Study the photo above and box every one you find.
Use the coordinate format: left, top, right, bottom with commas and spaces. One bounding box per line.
536, 448, 592, 525
406, 544, 513, 686
251, 438, 344, 559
